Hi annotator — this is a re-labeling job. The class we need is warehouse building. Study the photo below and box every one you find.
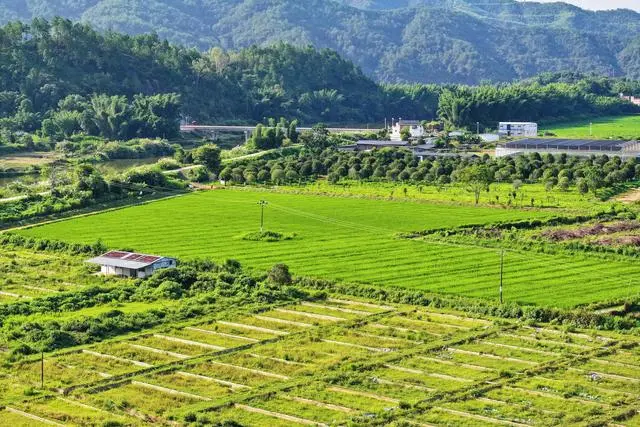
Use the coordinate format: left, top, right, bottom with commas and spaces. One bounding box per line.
87, 251, 177, 278
496, 138, 640, 158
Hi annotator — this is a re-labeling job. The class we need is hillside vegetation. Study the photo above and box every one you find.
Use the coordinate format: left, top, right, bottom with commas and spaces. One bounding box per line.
0, 18, 639, 135
1, 0, 640, 84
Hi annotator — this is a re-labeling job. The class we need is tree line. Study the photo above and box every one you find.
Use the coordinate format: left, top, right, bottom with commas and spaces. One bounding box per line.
216, 147, 640, 201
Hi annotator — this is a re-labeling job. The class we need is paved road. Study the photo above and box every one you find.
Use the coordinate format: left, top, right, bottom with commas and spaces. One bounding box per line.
161, 165, 203, 174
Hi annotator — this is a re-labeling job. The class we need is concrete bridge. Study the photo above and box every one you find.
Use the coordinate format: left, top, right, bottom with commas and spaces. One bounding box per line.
180, 124, 382, 141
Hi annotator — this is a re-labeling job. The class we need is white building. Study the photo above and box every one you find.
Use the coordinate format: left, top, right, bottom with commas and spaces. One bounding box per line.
498, 122, 538, 138
620, 93, 640, 106
390, 120, 425, 141
87, 251, 177, 278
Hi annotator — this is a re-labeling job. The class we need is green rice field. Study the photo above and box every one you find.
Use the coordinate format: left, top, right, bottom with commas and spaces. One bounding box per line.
17, 189, 640, 307
543, 114, 640, 139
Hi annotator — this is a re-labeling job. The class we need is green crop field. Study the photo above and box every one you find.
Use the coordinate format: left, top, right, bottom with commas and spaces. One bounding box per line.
17, 189, 640, 307
543, 114, 640, 139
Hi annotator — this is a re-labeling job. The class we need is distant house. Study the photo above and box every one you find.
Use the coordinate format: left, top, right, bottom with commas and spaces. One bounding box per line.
391, 120, 425, 141
87, 251, 177, 278
499, 122, 538, 138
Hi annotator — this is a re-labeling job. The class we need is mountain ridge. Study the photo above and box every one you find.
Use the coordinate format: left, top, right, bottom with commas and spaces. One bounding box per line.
1, 0, 640, 84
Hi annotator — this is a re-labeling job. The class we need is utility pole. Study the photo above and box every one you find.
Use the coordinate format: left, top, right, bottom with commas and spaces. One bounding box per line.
589, 122, 593, 136
476, 122, 480, 135
499, 250, 504, 304
257, 200, 268, 232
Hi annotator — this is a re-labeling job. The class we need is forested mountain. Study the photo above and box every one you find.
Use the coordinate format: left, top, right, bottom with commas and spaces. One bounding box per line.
0, 18, 390, 128
0, 18, 637, 135
1, 0, 640, 84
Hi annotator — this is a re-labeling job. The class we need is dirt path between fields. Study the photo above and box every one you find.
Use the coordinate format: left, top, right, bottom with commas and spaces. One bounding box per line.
616, 188, 640, 203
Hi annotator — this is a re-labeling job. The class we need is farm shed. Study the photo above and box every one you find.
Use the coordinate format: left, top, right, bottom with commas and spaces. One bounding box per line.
87, 251, 176, 278
496, 138, 640, 158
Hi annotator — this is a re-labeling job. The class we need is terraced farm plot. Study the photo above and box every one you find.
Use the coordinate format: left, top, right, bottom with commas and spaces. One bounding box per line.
19, 188, 640, 307
55, 350, 143, 376
2, 293, 639, 426
183, 359, 289, 388
410, 400, 565, 426
0, 407, 62, 427
10, 357, 108, 390
90, 341, 182, 365
11, 397, 135, 426
222, 351, 313, 376
241, 394, 356, 425
137, 370, 237, 400
82, 381, 203, 418
288, 384, 401, 413
183, 322, 278, 342
202, 403, 322, 427
247, 335, 363, 366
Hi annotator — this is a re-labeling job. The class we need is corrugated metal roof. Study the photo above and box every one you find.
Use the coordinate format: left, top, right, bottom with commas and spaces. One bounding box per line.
86, 251, 173, 269
503, 138, 633, 151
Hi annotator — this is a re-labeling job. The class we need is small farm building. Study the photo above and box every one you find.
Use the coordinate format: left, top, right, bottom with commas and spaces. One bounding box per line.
87, 251, 177, 278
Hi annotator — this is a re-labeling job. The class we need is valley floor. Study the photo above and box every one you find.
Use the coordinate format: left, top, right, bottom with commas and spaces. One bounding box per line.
15, 187, 640, 307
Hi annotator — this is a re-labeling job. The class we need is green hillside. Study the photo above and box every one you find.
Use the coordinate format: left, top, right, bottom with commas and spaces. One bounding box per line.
1, 0, 640, 84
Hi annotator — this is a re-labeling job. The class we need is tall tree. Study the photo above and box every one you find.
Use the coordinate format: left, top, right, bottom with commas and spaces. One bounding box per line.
457, 164, 493, 205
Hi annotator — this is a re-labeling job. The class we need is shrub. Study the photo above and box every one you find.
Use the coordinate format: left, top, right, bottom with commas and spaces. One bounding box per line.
268, 263, 292, 285
242, 231, 295, 242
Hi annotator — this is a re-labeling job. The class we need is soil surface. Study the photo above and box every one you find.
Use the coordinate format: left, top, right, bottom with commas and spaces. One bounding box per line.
617, 188, 640, 203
